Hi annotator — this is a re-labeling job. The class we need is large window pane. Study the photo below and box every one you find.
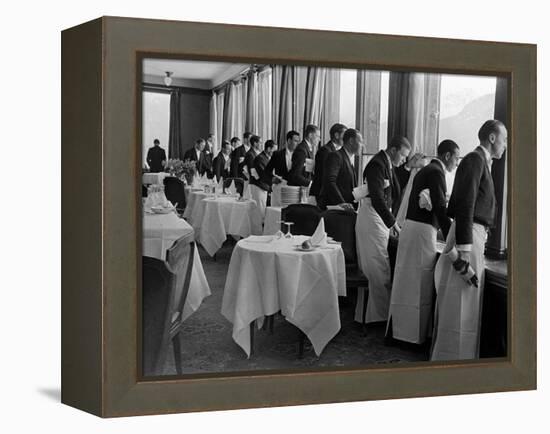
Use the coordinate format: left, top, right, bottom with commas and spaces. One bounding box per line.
339, 69, 357, 128
438, 74, 497, 154
379, 71, 390, 149
142, 91, 170, 166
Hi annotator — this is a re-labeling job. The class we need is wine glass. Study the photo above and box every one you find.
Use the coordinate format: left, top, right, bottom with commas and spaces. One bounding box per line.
284, 222, 294, 239
275, 220, 285, 239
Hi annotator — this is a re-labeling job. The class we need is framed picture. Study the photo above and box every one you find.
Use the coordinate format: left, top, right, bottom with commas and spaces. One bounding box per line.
61, 16, 536, 417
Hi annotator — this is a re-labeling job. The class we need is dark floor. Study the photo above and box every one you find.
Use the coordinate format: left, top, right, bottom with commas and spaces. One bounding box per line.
161, 239, 430, 376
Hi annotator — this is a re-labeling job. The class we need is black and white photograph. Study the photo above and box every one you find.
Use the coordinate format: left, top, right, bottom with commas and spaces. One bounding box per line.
141, 58, 508, 377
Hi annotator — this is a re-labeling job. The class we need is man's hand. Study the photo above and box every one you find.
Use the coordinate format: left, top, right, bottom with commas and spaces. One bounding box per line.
338, 202, 354, 211
390, 223, 401, 237
405, 153, 426, 169
272, 175, 283, 184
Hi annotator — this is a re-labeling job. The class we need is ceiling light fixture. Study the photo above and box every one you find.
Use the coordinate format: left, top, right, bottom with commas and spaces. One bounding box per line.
164, 71, 173, 87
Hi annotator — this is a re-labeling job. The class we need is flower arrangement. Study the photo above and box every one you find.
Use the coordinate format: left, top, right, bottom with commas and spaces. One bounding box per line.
164, 158, 196, 184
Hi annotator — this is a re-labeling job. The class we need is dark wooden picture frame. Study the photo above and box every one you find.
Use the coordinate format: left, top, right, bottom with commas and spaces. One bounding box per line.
61, 16, 536, 417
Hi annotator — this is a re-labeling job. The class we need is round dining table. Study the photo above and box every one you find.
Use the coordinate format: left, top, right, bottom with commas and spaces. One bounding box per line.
221, 234, 346, 358
143, 210, 211, 322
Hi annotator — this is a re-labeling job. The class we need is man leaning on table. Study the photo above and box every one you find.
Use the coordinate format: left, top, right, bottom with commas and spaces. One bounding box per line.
386, 139, 460, 346
430, 120, 506, 361
318, 128, 363, 210
354, 135, 411, 325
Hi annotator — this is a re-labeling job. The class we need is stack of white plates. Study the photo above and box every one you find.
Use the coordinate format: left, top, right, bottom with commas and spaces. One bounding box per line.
280, 186, 301, 207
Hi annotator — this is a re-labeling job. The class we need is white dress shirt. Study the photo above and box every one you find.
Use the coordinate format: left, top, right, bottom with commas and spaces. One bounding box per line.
285, 149, 293, 171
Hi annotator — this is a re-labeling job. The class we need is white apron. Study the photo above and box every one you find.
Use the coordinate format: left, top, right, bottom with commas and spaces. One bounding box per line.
431, 221, 486, 360
250, 184, 267, 234
386, 219, 437, 343
354, 198, 392, 323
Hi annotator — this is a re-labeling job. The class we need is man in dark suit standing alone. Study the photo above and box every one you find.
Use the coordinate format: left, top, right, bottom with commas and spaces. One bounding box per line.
146, 139, 167, 173
318, 128, 363, 210
310, 123, 347, 204
387, 140, 460, 345
354, 135, 412, 325
431, 120, 506, 361
288, 124, 320, 188
183, 138, 207, 176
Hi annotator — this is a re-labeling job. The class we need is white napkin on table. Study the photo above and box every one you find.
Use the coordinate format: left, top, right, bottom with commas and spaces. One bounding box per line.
217, 177, 224, 191
311, 218, 327, 247
419, 188, 432, 211
352, 184, 369, 201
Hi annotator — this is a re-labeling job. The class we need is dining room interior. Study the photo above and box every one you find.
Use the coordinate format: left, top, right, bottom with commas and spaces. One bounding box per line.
141, 58, 509, 377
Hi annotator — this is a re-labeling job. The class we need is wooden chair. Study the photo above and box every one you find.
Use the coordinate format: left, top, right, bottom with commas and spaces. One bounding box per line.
281, 204, 323, 236
322, 209, 370, 334
223, 177, 244, 196
142, 232, 195, 376
163, 177, 187, 215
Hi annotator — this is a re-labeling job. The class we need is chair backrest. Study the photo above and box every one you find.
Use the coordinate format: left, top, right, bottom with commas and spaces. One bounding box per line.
223, 177, 244, 196
163, 177, 186, 211
281, 204, 323, 236
142, 256, 174, 376
142, 184, 148, 198
322, 209, 358, 267
142, 232, 195, 376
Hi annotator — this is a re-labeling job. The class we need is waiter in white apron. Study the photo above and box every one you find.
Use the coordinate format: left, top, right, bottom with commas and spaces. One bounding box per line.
387, 140, 460, 344
355, 135, 411, 324
431, 120, 507, 360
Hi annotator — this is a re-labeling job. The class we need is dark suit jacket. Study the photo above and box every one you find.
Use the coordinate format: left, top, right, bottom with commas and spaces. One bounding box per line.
363, 150, 401, 228
252, 151, 272, 192
230, 145, 249, 178
243, 148, 260, 181
146, 146, 166, 173
310, 141, 337, 198
288, 140, 313, 187
406, 159, 452, 239
203, 151, 214, 179
212, 152, 231, 182
265, 148, 290, 181
319, 148, 357, 208
447, 146, 496, 246
183, 147, 208, 175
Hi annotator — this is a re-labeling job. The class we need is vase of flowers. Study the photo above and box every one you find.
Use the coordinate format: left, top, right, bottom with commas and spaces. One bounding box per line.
164, 158, 196, 185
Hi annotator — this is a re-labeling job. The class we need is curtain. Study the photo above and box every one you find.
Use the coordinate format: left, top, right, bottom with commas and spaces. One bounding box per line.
215, 91, 225, 144
168, 89, 184, 159
257, 67, 272, 142
304, 67, 327, 154
320, 69, 341, 145
387, 72, 441, 155
356, 70, 382, 153
245, 71, 258, 134
209, 91, 219, 154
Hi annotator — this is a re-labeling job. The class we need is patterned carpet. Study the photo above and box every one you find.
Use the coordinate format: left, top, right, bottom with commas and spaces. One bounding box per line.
161, 240, 429, 376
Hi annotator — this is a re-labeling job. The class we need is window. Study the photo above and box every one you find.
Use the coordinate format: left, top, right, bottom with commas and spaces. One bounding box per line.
142, 91, 170, 166
379, 71, 390, 150
339, 69, 357, 128
438, 74, 497, 155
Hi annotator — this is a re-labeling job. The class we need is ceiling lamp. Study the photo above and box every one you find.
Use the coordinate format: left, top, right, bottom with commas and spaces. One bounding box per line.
164, 71, 173, 87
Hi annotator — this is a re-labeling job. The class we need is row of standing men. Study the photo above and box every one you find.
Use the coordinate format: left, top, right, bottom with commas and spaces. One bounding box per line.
151, 118, 506, 361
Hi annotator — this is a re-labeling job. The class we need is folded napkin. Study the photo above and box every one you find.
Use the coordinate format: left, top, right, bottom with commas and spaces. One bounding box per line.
217, 177, 224, 191
250, 168, 260, 180
352, 184, 369, 201
242, 181, 252, 199
271, 184, 282, 207
192, 173, 200, 187
419, 188, 432, 211
311, 218, 327, 246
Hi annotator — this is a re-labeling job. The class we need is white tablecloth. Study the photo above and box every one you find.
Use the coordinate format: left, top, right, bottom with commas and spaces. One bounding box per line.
194, 196, 262, 257
221, 235, 346, 357
263, 206, 282, 235
142, 172, 170, 185
183, 189, 213, 221
143, 212, 211, 321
